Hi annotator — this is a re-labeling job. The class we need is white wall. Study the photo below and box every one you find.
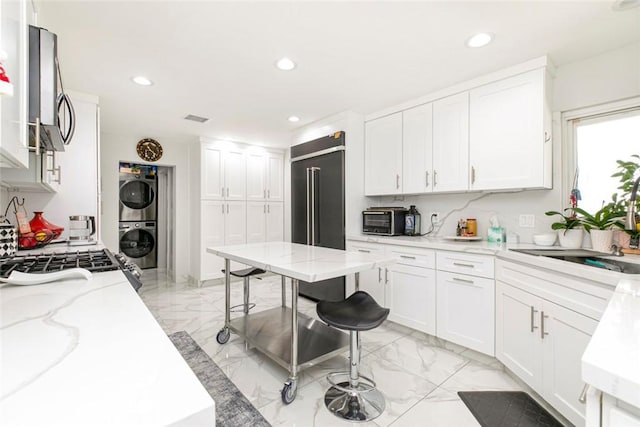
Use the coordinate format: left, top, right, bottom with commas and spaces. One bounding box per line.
100, 133, 194, 280
1, 93, 99, 241
287, 111, 365, 241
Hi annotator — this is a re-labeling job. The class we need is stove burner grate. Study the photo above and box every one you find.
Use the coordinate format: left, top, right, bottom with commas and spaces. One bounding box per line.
0, 249, 121, 279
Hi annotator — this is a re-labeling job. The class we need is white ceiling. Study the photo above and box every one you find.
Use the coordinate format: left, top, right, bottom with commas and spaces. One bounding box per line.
36, 1, 640, 148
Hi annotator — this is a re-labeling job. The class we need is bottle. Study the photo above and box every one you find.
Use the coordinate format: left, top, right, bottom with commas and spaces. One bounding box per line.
466, 218, 477, 236
405, 205, 421, 236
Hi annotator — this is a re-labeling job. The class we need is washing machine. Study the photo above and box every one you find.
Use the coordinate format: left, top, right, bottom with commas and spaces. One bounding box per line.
119, 221, 157, 269
119, 172, 157, 221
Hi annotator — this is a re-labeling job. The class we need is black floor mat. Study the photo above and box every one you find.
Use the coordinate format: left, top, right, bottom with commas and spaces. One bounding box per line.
458, 391, 564, 427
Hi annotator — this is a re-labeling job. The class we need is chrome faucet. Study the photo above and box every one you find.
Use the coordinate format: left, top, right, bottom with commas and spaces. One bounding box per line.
625, 176, 640, 231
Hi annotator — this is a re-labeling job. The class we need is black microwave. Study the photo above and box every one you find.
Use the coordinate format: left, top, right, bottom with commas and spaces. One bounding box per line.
362, 209, 407, 236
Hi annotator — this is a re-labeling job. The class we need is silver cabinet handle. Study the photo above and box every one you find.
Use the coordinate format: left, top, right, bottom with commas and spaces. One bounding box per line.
541, 311, 549, 339
226, 204, 229, 214
453, 262, 474, 268
263, 204, 266, 213
267, 189, 270, 198
433, 170, 437, 187
267, 204, 270, 213
222, 187, 225, 197
396, 174, 400, 189
35, 118, 41, 156
357, 249, 371, 253
384, 268, 389, 284
221, 204, 224, 214
425, 171, 429, 188
452, 276, 474, 284
578, 384, 589, 404
227, 187, 229, 197
263, 189, 266, 199
530, 306, 539, 332
378, 267, 382, 282
55, 166, 61, 184
471, 166, 476, 185
400, 255, 416, 260
544, 131, 551, 143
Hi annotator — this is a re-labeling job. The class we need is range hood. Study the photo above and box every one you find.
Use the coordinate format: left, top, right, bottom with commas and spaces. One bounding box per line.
28, 25, 74, 152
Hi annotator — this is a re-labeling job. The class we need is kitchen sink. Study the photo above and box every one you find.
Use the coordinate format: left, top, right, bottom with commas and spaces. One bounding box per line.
510, 248, 640, 274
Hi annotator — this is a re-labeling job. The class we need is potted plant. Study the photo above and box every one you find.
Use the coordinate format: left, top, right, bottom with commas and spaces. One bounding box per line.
572, 206, 625, 253
610, 155, 640, 248
545, 208, 584, 248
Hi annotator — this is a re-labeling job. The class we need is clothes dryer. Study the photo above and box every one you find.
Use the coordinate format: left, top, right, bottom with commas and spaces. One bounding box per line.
119, 172, 157, 221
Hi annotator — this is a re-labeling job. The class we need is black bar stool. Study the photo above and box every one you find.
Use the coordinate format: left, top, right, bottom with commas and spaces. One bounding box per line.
316, 291, 390, 421
221, 267, 265, 314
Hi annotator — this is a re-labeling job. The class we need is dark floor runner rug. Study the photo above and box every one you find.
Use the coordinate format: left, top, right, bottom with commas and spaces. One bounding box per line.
169, 331, 271, 427
458, 391, 564, 427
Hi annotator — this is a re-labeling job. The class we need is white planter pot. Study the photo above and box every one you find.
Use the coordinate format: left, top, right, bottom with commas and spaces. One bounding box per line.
558, 229, 584, 249
590, 229, 614, 253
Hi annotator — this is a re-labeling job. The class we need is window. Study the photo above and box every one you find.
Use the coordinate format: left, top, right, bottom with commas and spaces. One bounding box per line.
564, 99, 640, 213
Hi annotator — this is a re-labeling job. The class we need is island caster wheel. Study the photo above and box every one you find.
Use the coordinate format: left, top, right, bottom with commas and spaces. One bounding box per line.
281, 380, 298, 404
216, 328, 230, 344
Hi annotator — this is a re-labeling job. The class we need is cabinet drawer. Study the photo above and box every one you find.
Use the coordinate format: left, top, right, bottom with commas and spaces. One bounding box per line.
347, 241, 385, 255
387, 245, 435, 269
437, 251, 494, 279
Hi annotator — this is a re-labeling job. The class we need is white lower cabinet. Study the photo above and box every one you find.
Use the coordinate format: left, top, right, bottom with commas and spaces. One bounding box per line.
346, 241, 387, 305
436, 251, 495, 356
496, 261, 601, 427
247, 201, 284, 243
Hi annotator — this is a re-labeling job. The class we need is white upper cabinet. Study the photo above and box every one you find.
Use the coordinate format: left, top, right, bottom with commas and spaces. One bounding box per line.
0, 0, 29, 168
246, 150, 283, 201
364, 112, 403, 196
201, 143, 246, 200
432, 92, 470, 192
402, 104, 433, 194
469, 68, 552, 191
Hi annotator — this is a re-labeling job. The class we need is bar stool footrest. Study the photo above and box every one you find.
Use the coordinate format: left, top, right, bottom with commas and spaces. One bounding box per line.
229, 303, 257, 313
326, 371, 377, 394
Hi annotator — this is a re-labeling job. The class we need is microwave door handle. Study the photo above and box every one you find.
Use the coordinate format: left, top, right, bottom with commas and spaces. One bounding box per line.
306, 168, 311, 245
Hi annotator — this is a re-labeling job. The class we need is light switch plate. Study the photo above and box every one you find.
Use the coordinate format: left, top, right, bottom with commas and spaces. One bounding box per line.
519, 214, 535, 228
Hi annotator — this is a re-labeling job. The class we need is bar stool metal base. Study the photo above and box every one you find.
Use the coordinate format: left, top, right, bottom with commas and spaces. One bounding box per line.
324, 381, 385, 422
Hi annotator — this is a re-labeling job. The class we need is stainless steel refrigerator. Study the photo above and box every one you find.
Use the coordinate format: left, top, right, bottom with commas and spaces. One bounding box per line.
291, 131, 346, 302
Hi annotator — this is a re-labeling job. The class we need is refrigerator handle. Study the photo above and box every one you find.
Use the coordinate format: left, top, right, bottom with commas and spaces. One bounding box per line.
306, 168, 311, 245
310, 167, 321, 246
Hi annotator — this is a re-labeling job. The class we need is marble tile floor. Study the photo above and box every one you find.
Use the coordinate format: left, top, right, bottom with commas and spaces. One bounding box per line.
139, 270, 523, 426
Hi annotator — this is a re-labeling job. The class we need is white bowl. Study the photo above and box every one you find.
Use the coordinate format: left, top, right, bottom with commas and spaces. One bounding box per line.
533, 233, 557, 246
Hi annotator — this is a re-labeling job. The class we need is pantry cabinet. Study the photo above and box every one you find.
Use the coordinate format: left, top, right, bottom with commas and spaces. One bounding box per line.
364, 113, 402, 196
0, 0, 30, 168
496, 259, 603, 427
436, 251, 495, 355
246, 201, 284, 243
246, 150, 283, 201
432, 92, 469, 192
469, 68, 552, 191
201, 143, 246, 200
199, 200, 246, 279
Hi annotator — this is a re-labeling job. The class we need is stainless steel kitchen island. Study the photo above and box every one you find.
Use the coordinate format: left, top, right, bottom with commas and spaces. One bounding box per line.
207, 241, 394, 404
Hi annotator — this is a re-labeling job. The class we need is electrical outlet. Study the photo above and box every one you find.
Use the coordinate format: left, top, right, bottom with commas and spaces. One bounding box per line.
519, 214, 535, 228
431, 212, 441, 225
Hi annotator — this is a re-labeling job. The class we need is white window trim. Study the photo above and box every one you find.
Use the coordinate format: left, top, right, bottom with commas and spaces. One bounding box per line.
561, 96, 640, 209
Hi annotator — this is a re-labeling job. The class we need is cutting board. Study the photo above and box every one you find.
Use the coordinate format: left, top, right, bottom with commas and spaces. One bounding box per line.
621, 248, 640, 255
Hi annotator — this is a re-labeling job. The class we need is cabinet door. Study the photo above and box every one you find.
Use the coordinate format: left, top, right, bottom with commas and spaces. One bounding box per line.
266, 152, 284, 201
469, 69, 549, 190
246, 201, 266, 243
246, 151, 266, 201
364, 113, 403, 196
224, 201, 246, 245
432, 92, 469, 192
201, 145, 224, 199
402, 104, 433, 194
0, 0, 29, 168
201, 200, 225, 280
265, 202, 284, 242
495, 281, 543, 391
386, 263, 436, 335
542, 299, 598, 427
437, 271, 495, 355
223, 148, 246, 200
346, 242, 386, 303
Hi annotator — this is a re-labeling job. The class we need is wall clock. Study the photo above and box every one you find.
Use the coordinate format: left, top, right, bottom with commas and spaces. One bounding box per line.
136, 138, 163, 162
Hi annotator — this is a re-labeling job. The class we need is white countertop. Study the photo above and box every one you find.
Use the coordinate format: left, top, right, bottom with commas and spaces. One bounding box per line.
0, 270, 215, 426
208, 241, 395, 282
582, 277, 640, 408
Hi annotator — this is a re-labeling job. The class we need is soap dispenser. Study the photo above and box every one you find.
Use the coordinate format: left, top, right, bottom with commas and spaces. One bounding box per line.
404, 205, 422, 236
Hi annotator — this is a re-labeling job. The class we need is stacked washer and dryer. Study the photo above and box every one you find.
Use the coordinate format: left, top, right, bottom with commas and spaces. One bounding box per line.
118, 164, 157, 269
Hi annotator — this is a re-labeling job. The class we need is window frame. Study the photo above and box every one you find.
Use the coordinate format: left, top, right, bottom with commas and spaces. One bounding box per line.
561, 96, 640, 210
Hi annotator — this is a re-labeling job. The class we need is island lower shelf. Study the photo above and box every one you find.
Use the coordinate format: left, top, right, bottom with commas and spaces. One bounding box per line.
227, 306, 349, 371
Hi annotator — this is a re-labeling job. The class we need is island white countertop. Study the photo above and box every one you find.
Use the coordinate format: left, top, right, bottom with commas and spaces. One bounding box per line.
582, 277, 640, 409
0, 270, 215, 426
208, 241, 395, 282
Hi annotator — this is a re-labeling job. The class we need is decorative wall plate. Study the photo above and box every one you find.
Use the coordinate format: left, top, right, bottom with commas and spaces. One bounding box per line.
136, 138, 163, 162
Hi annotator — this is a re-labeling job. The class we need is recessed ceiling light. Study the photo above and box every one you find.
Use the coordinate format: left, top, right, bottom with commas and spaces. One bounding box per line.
288, 116, 300, 123
466, 33, 494, 48
131, 76, 153, 86
613, 0, 640, 10
275, 57, 297, 71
